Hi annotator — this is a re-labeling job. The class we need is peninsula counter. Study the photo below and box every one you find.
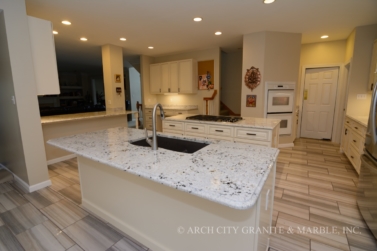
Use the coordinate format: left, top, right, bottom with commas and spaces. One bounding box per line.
48, 127, 278, 251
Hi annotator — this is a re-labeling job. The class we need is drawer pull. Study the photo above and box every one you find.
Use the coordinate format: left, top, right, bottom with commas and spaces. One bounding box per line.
353, 140, 356, 143
354, 127, 358, 130
247, 133, 257, 136
346, 121, 349, 123
191, 127, 199, 130
215, 130, 224, 132
351, 156, 354, 159
178, 113, 182, 114
169, 125, 176, 127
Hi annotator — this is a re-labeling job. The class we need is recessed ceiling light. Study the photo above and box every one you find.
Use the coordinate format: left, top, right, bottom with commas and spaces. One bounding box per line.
53, 31, 58, 35
120, 38, 127, 41
148, 46, 154, 49
62, 20, 71, 25
193, 17, 202, 22
264, 0, 275, 4
321, 35, 329, 39
80, 37, 88, 41
215, 31, 222, 35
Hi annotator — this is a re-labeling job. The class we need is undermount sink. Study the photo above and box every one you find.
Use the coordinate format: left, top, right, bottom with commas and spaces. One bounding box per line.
130, 136, 209, 153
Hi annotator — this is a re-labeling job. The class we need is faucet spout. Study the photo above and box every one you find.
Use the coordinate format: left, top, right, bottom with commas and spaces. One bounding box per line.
145, 103, 165, 150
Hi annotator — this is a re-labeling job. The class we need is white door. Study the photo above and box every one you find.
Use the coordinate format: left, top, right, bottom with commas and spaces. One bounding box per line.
301, 67, 339, 139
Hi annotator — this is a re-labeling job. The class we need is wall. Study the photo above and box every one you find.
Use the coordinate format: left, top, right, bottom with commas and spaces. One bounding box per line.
129, 67, 142, 120
345, 30, 356, 64
346, 24, 377, 117
140, 55, 158, 124
241, 31, 301, 145
221, 50, 242, 114
151, 48, 221, 115
0, 0, 49, 187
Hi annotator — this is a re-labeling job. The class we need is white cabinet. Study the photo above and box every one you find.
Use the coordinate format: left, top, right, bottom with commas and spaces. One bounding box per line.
341, 116, 367, 174
144, 108, 198, 132
149, 59, 196, 94
163, 120, 279, 147
28, 16, 60, 95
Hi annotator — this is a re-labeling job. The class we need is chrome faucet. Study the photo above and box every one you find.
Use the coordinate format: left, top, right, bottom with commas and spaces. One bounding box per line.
145, 103, 165, 150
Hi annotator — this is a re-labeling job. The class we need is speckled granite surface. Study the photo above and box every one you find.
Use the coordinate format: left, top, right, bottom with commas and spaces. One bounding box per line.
41, 110, 137, 124
48, 127, 278, 210
144, 104, 198, 110
165, 114, 281, 130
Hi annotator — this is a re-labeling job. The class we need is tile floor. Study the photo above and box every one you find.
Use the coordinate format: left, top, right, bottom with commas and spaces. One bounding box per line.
0, 138, 376, 250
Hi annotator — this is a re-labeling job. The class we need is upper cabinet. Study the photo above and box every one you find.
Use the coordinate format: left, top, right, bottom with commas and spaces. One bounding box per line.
150, 59, 197, 94
28, 16, 60, 95
369, 39, 377, 92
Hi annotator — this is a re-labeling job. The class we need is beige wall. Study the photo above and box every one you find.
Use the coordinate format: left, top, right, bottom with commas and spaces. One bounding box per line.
102, 44, 125, 111
345, 29, 356, 63
0, 0, 49, 186
346, 24, 377, 117
221, 51, 242, 114
145, 48, 221, 115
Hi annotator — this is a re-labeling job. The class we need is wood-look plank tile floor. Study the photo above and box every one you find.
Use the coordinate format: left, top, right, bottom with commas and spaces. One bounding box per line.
0, 138, 376, 250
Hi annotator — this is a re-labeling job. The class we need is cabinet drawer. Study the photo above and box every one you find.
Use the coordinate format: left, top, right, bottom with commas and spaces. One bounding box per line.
164, 110, 185, 117
185, 123, 206, 134
350, 131, 365, 154
234, 128, 271, 142
352, 122, 366, 137
208, 125, 233, 137
348, 145, 361, 174
162, 121, 184, 132
145, 123, 153, 130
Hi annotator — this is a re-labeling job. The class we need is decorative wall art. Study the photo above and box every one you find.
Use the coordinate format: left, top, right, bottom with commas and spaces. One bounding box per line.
115, 74, 121, 83
246, 95, 257, 107
198, 71, 214, 90
244, 66, 261, 91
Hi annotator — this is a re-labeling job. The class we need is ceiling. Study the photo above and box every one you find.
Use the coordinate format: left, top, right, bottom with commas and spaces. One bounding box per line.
25, 0, 377, 71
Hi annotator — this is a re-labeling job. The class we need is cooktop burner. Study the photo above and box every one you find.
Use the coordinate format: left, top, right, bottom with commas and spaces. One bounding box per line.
185, 115, 243, 123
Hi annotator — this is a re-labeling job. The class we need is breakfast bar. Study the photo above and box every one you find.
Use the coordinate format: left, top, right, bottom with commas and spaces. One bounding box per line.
48, 127, 278, 251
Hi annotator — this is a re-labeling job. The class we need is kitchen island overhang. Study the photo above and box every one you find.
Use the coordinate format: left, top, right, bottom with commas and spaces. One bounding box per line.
48, 127, 278, 251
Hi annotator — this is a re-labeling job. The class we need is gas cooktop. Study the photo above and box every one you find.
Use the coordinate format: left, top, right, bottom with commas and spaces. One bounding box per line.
185, 115, 243, 123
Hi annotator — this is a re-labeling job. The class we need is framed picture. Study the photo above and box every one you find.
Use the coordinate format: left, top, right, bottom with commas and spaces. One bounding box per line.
246, 95, 257, 107
115, 74, 121, 83
198, 75, 208, 90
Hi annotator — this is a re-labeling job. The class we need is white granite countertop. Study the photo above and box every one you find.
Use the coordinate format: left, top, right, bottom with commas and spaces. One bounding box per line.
165, 114, 281, 130
41, 110, 137, 124
346, 114, 369, 127
48, 127, 278, 210
144, 104, 198, 110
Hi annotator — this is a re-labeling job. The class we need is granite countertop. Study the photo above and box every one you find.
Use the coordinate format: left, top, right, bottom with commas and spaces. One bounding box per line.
48, 128, 279, 210
144, 104, 198, 110
41, 110, 137, 124
346, 114, 369, 127
165, 114, 281, 130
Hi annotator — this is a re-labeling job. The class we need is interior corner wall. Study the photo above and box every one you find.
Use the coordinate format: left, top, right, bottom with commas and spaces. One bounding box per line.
0, 0, 49, 186
129, 67, 142, 120
152, 48, 221, 115
346, 24, 377, 117
345, 29, 356, 63
221, 50, 242, 114
140, 55, 158, 123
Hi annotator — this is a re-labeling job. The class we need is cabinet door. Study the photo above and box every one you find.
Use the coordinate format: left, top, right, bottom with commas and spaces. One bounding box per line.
28, 16, 60, 95
178, 60, 196, 94
161, 63, 170, 93
150, 64, 161, 94
169, 62, 179, 93
342, 125, 351, 156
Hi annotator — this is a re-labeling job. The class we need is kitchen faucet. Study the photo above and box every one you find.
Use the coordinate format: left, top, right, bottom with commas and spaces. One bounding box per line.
145, 103, 165, 150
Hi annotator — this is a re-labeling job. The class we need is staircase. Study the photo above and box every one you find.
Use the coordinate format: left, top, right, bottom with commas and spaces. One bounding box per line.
220, 101, 240, 116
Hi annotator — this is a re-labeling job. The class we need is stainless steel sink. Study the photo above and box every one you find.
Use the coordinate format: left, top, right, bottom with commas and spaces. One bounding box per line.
130, 136, 208, 153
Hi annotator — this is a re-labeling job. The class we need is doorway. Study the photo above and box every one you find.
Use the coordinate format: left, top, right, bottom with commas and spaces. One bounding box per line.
300, 67, 339, 140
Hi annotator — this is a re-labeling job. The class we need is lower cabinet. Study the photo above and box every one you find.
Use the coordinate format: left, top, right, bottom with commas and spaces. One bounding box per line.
341, 116, 366, 174
162, 120, 278, 147
144, 108, 198, 132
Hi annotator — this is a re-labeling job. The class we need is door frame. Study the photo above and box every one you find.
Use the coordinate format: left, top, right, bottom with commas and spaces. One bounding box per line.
297, 63, 347, 144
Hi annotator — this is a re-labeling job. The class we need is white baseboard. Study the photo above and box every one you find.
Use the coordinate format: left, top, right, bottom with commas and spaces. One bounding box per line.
278, 143, 294, 148
0, 163, 51, 193
47, 154, 77, 165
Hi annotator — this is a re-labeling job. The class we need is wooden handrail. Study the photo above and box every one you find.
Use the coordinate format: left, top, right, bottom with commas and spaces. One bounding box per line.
203, 90, 218, 115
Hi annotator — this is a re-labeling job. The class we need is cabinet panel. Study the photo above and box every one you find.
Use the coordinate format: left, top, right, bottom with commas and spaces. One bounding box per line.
179, 60, 196, 94
28, 16, 60, 95
234, 128, 270, 141
161, 63, 170, 93
169, 62, 179, 93
341, 125, 351, 156
150, 64, 161, 94
162, 121, 184, 132
185, 123, 206, 134
208, 125, 233, 138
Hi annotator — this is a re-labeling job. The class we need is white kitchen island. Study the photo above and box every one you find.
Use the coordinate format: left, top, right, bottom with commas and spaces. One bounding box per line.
48, 127, 278, 251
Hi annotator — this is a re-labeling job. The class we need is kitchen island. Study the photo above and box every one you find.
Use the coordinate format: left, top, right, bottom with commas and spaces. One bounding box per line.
48, 127, 278, 251
42, 110, 138, 164
163, 114, 281, 147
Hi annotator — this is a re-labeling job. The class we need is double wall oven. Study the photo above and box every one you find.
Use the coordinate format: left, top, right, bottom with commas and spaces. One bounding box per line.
266, 82, 296, 135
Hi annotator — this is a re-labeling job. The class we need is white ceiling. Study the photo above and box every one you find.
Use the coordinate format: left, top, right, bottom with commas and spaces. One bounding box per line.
25, 0, 377, 70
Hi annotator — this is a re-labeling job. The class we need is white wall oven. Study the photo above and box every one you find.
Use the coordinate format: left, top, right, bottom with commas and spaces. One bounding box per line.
266, 82, 296, 135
